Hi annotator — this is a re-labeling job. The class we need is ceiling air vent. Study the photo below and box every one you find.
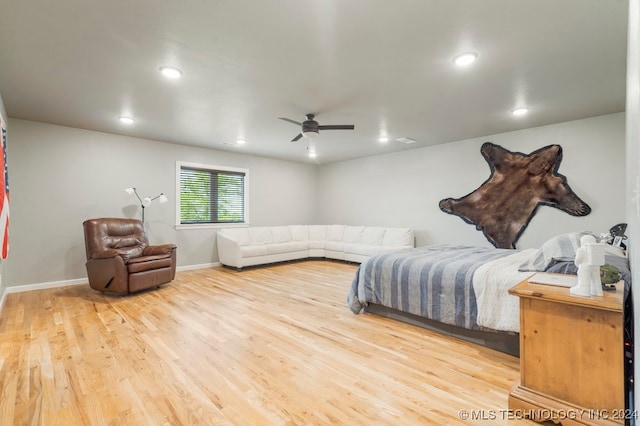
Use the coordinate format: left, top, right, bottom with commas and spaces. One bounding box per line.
396, 137, 417, 144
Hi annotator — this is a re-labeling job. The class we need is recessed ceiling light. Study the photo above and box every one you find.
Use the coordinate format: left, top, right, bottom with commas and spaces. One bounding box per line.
159, 66, 183, 79
453, 52, 478, 67
236, 139, 246, 145
511, 107, 530, 117
118, 116, 135, 124
378, 136, 390, 143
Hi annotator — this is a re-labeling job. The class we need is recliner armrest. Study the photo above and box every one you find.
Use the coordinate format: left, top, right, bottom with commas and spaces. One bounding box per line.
91, 247, 148, 263
143, 244, 177, 256
90, 249, 121, 259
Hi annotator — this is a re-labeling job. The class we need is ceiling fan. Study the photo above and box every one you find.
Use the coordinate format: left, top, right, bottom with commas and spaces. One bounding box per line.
278, 113, 355, 142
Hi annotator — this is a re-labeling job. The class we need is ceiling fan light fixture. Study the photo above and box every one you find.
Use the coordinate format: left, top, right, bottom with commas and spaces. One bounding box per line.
307, 140, 317, 157
302, 130, 319, 139
280, 113, 354, 142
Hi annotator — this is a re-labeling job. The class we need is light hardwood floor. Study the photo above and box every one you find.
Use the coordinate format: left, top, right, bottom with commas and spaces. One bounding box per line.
0, 260, 539, 425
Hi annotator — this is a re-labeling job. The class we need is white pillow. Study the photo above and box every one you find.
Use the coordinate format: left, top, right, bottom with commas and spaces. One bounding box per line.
518, 231, 597, 272
604, 244, 627, 258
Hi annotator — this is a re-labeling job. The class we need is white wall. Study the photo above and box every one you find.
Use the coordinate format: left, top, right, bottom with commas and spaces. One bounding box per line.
5, 119, 318, 286
317, 113, 626, 249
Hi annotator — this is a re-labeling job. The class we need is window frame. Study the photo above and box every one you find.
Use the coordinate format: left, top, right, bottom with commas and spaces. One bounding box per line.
175, 161, 250, 229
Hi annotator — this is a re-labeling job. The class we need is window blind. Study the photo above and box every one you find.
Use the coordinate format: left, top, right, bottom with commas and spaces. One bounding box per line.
179, 166, 246, 224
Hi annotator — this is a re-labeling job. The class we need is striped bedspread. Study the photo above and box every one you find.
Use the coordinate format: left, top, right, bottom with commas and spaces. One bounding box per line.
347, 245, 517, 330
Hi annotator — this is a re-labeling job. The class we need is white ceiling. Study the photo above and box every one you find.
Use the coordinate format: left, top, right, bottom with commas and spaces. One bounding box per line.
0, 0, 628, 164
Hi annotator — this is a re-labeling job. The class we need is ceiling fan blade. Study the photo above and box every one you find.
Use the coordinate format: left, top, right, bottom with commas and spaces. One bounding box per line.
279, 117, 302, 126
291, 133, 303, 142
318, 124, 355, 130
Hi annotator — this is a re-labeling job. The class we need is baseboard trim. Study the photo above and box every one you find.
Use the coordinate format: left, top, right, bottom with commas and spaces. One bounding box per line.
0, 288, 7, 315
6, 277, 89, 294
177, 262, 221, 271
1, 263, 222, 297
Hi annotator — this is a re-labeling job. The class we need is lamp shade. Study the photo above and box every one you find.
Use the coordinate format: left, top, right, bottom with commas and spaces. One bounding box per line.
158, 194, 168, 204
124, 187, 135, 195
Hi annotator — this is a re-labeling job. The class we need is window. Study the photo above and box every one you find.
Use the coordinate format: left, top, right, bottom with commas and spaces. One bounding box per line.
176, 161, 249, 227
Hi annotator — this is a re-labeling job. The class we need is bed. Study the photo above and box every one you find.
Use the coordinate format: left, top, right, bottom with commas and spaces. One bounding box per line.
347, 232, 631, 356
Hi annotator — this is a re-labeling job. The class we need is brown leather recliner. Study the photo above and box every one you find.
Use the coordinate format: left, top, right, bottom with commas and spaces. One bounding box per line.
83, 218, 177, 294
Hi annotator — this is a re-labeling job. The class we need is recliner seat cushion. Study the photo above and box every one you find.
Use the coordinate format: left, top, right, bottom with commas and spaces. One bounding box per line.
127, 254, 173, 273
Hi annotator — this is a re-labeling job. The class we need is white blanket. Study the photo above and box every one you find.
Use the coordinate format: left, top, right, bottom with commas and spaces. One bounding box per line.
473, 248, 537, 332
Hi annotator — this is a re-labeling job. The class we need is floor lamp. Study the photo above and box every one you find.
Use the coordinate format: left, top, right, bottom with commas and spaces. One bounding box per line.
124, 187, 168, 223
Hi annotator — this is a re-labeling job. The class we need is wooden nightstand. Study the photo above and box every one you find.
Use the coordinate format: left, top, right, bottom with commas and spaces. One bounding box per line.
508, 277, 625, 425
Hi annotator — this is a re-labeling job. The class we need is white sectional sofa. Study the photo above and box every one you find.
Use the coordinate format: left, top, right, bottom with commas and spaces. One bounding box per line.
216, 225, 414, 269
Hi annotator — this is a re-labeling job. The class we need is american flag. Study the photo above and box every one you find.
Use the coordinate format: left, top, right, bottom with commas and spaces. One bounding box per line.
0, 118, 8, 259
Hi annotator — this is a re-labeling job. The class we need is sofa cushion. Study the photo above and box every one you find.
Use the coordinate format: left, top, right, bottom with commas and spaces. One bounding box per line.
308, 240, 325, 249
267, 242, 294, 255
241, 245, 269, 258
326, 225, 345, 241
289, 241, 309, 252
309, 225, 326, 241
219, 228, 251, 246
290, 225, 309, 241
383, 228, 413, 247
266, 241, 309, 255
271, 226, 293, 243
344, 243, 382, 257
361, 227, 386, 245
343, 226, 365, 243
325, 241, 344, 251
249, 228, 273, 245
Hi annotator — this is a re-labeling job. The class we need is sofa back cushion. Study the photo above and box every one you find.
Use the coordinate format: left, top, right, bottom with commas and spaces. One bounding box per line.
290, 225, 309, 241
248, 227, 273, 245
382, 228, 414, 247
309, 225, 327, 241
218, 228, 251, 246
271, 226, 293, 243
326, 225, 346, 241
361, 227, 386, 245
343, 226, 365, 243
